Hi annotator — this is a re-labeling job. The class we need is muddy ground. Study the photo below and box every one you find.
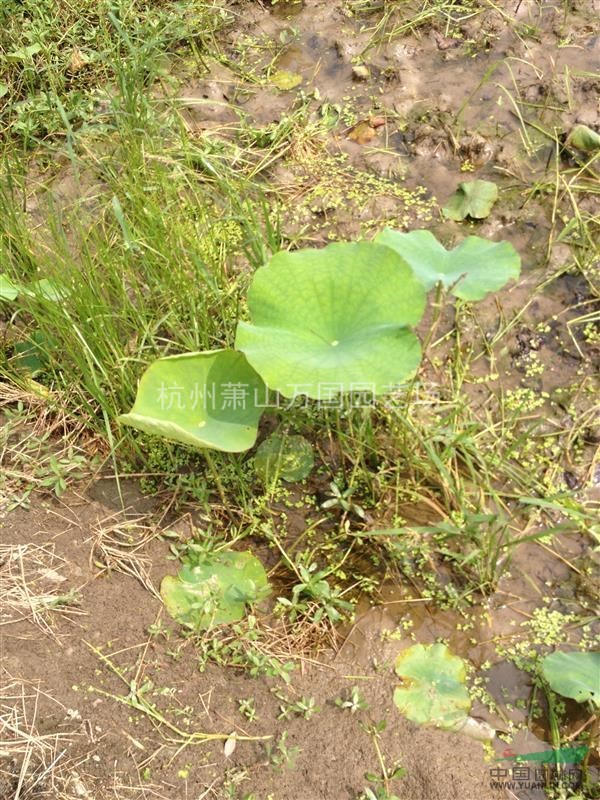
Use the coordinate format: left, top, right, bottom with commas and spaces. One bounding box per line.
2, 0, 599, 799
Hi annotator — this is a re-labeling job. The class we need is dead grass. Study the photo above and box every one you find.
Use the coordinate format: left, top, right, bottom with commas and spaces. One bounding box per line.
90, 515, 161, 601
0, 543, 83, 638
0, 675, 92, 800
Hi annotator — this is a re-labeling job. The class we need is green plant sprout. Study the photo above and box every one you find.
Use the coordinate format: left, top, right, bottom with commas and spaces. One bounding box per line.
335, 686, 369, 714
276, 562, 354, 624
265, 731, 300, 772
359, 720, 405, 800
238, 697, 258, 723
321, 480, 367, 520
273, 690, 319, 720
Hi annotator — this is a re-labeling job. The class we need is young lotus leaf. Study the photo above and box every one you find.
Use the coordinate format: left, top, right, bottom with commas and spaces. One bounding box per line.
161, 549, 271, 630
118, 349, 266, 453
376, 229, 520, 301
25, 278, 69, 301
443, 179, 498, 221
270, 69, 303, 90
254, 434, 314, 482
393, 643, 471, 729
566, 124, 600, 153
541, 651, 600, 707
0, 273, 19, 301
235, 242, 426, 399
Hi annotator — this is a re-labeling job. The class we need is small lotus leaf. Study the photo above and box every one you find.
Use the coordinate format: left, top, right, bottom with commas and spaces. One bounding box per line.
0, 273, 19, 301
541, 651, 599, 707
393, 643, 471, 729
376, 229, 520, 300
235, 242, 425, 399
12, 331, 51, 376
254, 434, 314, 482
566, 124, 600, 152
270, 70, 303, 90
443, 179, 498, 221
161, 549, 271, 630
25, 278, 69, 301
119, 349, 266, 452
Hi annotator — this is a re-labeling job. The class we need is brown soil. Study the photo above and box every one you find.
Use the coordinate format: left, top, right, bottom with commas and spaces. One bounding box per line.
2, 496, 506, 800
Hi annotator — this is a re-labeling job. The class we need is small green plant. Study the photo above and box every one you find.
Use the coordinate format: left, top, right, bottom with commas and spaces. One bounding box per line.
277, 563, 354, 624
273, 690, 319, 720
265, 731, 300, 772
321, 480, 367, 520
36, 452, 88, 497
335, 686, 369, 714
358, 720, 405, 800
238, 697, 258, 723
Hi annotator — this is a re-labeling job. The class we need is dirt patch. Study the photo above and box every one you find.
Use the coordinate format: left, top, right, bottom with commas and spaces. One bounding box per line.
1, 496, 511, 799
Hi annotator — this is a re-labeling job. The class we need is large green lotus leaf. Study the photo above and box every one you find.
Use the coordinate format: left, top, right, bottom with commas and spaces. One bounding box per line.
161, 549, 271, 630
393, 643, 471, 729
118, 350, 266, 453
376, 229, 520, 301
542, 651, 600, 707
254, 434, 314, 482
235, 242, 425, 399
443, 179, 498, 221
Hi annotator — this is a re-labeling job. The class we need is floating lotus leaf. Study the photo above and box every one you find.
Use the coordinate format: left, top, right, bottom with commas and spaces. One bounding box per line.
393, 643, 471, 729
270, 69, 303, 90
443, 179, 498, 221
119, 349, 266, 452
254, 434, 314, 482
235, 242, 425, 399
161, 549, 271, 630
542, 651, 600, 707
376, 229, 520, 301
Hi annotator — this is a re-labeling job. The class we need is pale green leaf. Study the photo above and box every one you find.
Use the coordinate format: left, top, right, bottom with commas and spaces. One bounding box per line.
376, 229, 520, 300
443, 179, 498, 221
393, 643, 471, 729
119, 349, 266, 452
270, 70, 303, 90
566, 124, 600, 152
0, 273, 19, 301
161, 549, 270, 630
542, 651, 600, 707
254, 434, 314, 482
235, 242, 425, 399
